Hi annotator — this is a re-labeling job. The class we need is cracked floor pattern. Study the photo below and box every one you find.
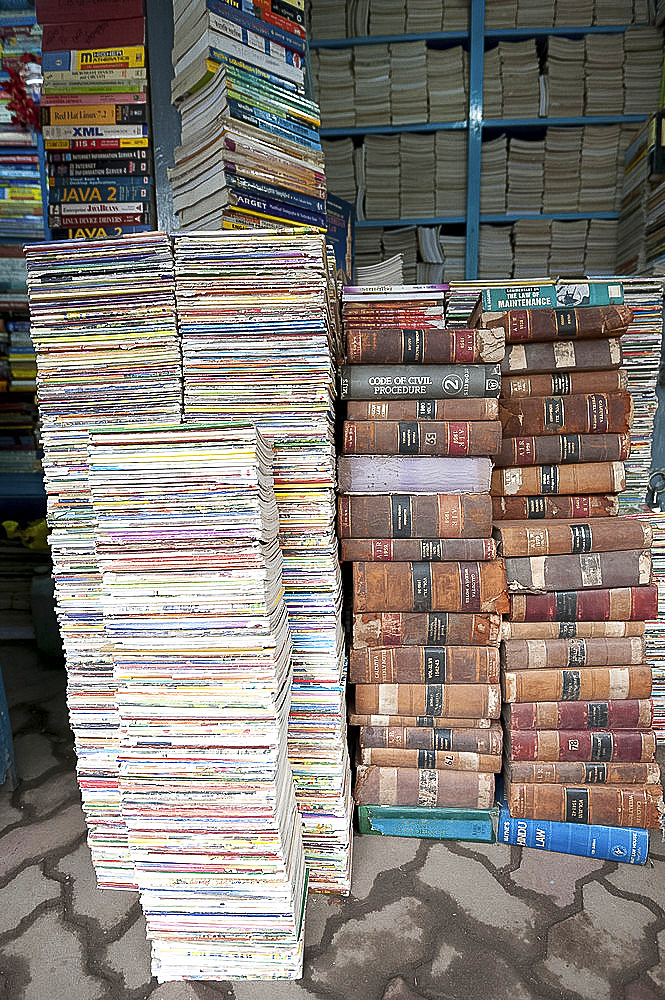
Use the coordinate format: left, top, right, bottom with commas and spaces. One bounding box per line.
1, 641, 665, 1000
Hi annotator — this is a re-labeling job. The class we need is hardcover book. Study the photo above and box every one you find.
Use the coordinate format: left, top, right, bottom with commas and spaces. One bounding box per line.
352, 682, 502, 719
342, 420, 502, 457
339, 363, 502, 400
340, 537, 497, 563
359, 747, 502, 772
504, 761, 660, 785
504, 550, 652, 593
498, 392, 633, 437
359, 803, 499, 842
352, 559, 510, 614
500, 369, 628, 399
504, 728, 656, 762
501, 621, 646, 640
502, 699, 654, 731
348, 645, 500, 685
352, 610, 502, 648
358, 723, 503, 754
338, 493, 493, 539
504, 779, 664, 828
502, 338, 622, 375
479, 303, 633, 343
346, 399, 499, 422
474, 281, 623, 314
345, 326, 505, 365
491, 462, 625, 498
354, 765, 495, 809
508, 584, 659, 623
501, 665, 653, 704
500, 636, 646, 669
339, 455, 493, 494
492, 494, 620, 520
494, 518, 652, 557
495, 433, 630, 468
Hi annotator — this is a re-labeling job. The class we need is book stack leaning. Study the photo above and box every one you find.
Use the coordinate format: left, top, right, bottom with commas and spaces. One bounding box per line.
475, 283, 664, 861
337, 284, 509, 837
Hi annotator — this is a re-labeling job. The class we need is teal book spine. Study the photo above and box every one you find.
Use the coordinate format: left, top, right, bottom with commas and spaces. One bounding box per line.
481, 281, 624, 312
357, 804, 498, 841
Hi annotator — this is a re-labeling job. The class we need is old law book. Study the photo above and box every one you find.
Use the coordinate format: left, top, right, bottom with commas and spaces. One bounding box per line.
498, 392, 633, 437
360, 804, 499, 842
494, 518, 653, 557
353, 611, 502, 648
501, 621, 647, 640
338, 455, 492, 493
501, 369, 628, 399
502, 699, 654, 731
508, 584, 659, 622
348, 645, 500, 684
504, 728, 656, 762
345, 326, 505, 364
352, 682, 502, 719
479, 303, 633, 343
501, 664, 653, 703
358, 723, 503, 753
349, 710, 493, 730
352, 560, 510, 613
505, 762, 660, 785
503, 780, 664, 828
354, 765, 495, 808
502, 338, 622, 375
491, 462, 625, 497
504, 550, 652, 593
496, 433, 630, 468
342, 420, 502, 457
359, 747, 502, 771
493, 494, 620, 520
346, 398, 499, 422
501, 636, 646, 669
340, 538, 497, 563
339, 363, 502, 400
338, 493, 493, 538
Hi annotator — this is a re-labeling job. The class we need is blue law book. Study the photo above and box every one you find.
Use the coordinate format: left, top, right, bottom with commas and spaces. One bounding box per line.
358, 804, 499, 842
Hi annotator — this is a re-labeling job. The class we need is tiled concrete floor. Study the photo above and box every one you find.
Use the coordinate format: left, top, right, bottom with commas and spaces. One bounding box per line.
1, 640, 665, 1000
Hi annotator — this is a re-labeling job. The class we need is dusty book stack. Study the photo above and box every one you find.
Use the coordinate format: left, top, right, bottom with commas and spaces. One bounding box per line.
474, 283, 664, 838
337, 284, 509, 832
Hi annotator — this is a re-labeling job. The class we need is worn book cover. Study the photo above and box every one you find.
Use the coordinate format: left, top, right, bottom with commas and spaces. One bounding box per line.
491, 462, 625, 498
339, 455, 493, 494
345, 326, 505, 364
492, 494, 620, 520
340, 537, 497, 563
496, 433, 630, 468
499, 392, 633, 437
494, 517, 652, 557
502, 338, 622, 375
504, 549, 652, 593
480, 303, 632, 343
501, 664, 653, 704
359, 747, 502, 772
504, 780, 664, 828
352, 682, 502, 719
342, 420, 502, 457
338, 493, 493, 539
352, 559, 510, 614
358, 722, 503, 754
502, 699, 653, 731
504, 728, 656, 762
349, 645, 500, 684
353, 610, 502, 648
508, 584, 659, 622
354, 765, 495, 809
505, 761, 660, 785
346, 398, 499, 421
501, 369, 627, 399
501, 636, 646, 670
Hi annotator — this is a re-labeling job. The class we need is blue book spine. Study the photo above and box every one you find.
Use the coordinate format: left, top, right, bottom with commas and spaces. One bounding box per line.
49, 224, 152, 239
49, 175, 152, 189
226, 171, 325, 214
48, 181, 151, 204
497, 800, 648, 864
205, 0, 306, 54
227, 97, 321, 148
232, 190, 325, 227
213, 50, 302, 95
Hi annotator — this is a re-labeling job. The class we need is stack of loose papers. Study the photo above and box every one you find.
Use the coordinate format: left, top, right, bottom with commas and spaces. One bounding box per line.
484, 0, 518, 28
554, 0, 594, 25
368, 0, 405, 34
406, 0, 442, 32
542, 127, 582, 213
579, 125, 621, 212
499, 40, 540, 118
507, 137, 545, 213
321, 138, 357, 204
434, 131, 467, 217
24, 233, 181, 890
545, 37, 585, 116
354, 45, 391, 128
585, 219, 618, 273
483, 46, 502, 119
439, 233, 466, 281
548, 219, 588, 274
477, 225, 513, 280
426, 45, 468, 123
400, 133, 435, 217
356, 253, 404, 285
382, 226, 419, 282
317, 49, 355, 127
512, 219, 552, 276
623, 27, 663, 115
390, 41, 428, 125
585, 33, 624, 115
480, 135, 508, 214
309, 0, 347, 39
441, 0, 469, 30
174, 230, 351, 895
88, 422, 306, 981
516, 0, 554, 25
364, 135, 400, 220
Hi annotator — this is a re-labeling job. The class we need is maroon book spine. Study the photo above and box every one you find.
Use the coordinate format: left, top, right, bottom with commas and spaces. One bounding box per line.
505, 761, 660, 784
505, 729, 656, 762
500, 370, 628, 398
498, 392, 633, 437
342, 420, 502, 457
495, 433, 630, 468
340, 538, 497, 562
484, 303, 633, 343
503, 699, 654, 731
358, 723, 503, 753
502, 338, 623, 375
493, 495, 619, 520
354, 766, 495, 808
345, 326, 504, 364
338, 493, 494, 538
508, 585, 659, 623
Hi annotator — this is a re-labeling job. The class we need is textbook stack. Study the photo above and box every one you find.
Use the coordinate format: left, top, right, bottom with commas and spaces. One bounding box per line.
36, 0, 154, 240
169, 0, 326, 231
338, 283, 510, 837
474, 282, 664, 854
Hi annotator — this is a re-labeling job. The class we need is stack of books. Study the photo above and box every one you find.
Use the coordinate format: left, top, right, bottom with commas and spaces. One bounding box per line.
337, 283, 510, 836
472, 281, 664, 857
173, 229, 351, 895
36, 0, 154, 240
24, 232, 182, 889
0, 308, 38, 475
88, 422, 307, 981
169, 0, 326, 231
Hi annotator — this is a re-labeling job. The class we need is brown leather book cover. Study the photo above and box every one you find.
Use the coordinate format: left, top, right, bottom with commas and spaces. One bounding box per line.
353, 610, 502, 648
341, 537, 497, 563
504, 550, 652, 593
349, 709, 493, 729
346, 399, 499, 421
352, 559, 510, 613
501, 621, 646, 640
499, 392, 633, 437
493, 494, 619, 520
345, 326, 505, 364
501, 636, 646, 670
491, 462, 625, 497
343, 300, 446, 325
352, 682, 502, 719
481, 303, 633, 343
508, 584, 659, 622
504, 728, 656, 762
501, 664, 653, 703
354, 765, 495, 808
504, 780, 664, 828
342, 419, 502, 456
358, 722, 503, 753
338, 493, 493, 538
502, 338, 622, 375
505, 761, 660, 785
495, 433, 630, 468
501, 369, 628, 399
348, 645, 500, 684
502, 699, 653, 731
359, 747, 502, 772
494, 517, 652, 557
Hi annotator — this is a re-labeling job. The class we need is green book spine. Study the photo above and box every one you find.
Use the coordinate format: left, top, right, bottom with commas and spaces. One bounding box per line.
357, 804, 499, 841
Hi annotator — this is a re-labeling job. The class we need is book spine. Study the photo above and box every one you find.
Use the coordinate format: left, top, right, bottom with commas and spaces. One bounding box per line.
348, 645, 500, 684
506, 761, 660, 784
507, 728, 656, 761
338, 455, 492, 494
502, 338, 623, 375
358, 724, 503, 753
342, 420, 502, 457
42, 46, 146, 72
204, 38, 304, 87
50, 165, 150, 179
226, 99, 321, 151
501, 621, 647, 640
501, 637, 646, 670
341, 538, 497, 562
353, 683, 502, 719
354, 766, 495, 808
499, 393, 633, 437
337, 493, 494, 539
358, 804, 498, 842
480, 281, 624, 311
49, 225, 151, 239
41, 91, 147, 106
505, 782, 663, 828
47, 211, 149, 225
204, 0, 306, 51
350, 711, 493, 729
494, 518, 652, 557
45, 138, 150, 151
47, 149, 149, 164
486, 304, 633, 344
502, 665, 653, 703
497, 801, 648, 863
492, 494, 620, 520
504, 550, 652, 594
359, 748, 501, 771
48, 182, 151, 203
500, 370, 628, 398
508, 585, 659, 623
345, 398, 500, 421
352, 611, 502, 648
495, 433, 631, 467
227, 172, 325, 213
503, 699, 654, 730
352, 560, 510, 614
340, 364, 502, 400
43, 67, 148, 86
491, 462, 625, 497
229, 190, 324, 226
42, 125, 149, 140
40, 104, 148, 126
36, 0, 145, 20
345, 327, 505, 365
